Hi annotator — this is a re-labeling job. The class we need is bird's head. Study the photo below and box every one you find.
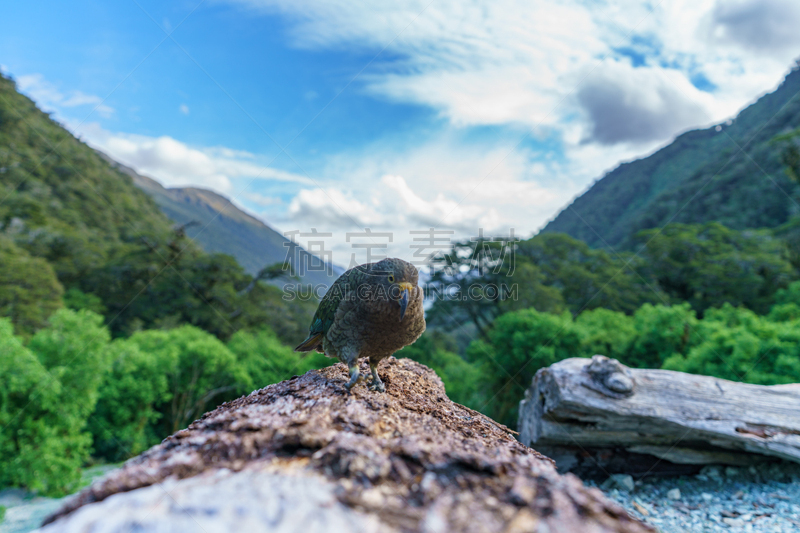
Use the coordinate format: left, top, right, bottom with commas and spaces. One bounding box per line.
371, 258, 419, 321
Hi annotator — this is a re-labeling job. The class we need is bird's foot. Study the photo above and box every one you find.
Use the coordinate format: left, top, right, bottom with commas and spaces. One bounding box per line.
368, 377, 386, 393
345, 366, 364, 392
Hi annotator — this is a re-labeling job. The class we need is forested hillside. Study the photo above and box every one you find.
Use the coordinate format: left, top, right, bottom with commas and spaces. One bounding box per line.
102, 153, 340, 286
543, 62, 800, 249
0, 72, 334, 496
0, 73, 321, 342
0, 74, 173, 285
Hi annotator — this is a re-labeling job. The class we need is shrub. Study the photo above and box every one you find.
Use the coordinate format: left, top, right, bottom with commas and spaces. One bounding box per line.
88, 339, 169, 461
663, 304, 800, 385
227, 328, 329, 394
0, 237, 63, 336
0, 310, 110, 495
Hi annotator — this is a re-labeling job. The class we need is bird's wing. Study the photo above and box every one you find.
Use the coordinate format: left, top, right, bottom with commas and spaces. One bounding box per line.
295, 264, 376, 353
306, 266, 367, 334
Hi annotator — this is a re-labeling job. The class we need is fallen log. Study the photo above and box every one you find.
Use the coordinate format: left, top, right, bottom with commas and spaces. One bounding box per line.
42, 357, 651, 533
518, 355, 800, 477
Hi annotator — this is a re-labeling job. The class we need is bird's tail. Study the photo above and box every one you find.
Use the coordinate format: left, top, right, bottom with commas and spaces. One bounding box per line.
294, 332, 323, 353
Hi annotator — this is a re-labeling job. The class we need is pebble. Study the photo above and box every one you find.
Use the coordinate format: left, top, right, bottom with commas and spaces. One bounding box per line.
602, 474, 635, 492
591, 461, 800, 533
722, 517, 744, 527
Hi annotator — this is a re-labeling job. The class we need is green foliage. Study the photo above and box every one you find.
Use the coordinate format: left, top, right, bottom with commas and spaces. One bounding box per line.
468, 309, 584, 427
637, 223, 793, 315
82, 228, 317, 344
517, 233, 662, 314
773, 127, 800, 182
0, 237, 63, 336
427, 232, 660, 340
124, 326, 247, 435
471, 300, 800, 429
628, 303, 699, 368
663, 304, 800, 385
575, 308, 636, 362
0, 74, 315, 345
63, 287, 107, 315
90, 325, 325, 462
426, 236, 563, 339
88, 338, 169, 461
0, 310, 111, 496
227, 328, 330, 393
0, 74, 173, 287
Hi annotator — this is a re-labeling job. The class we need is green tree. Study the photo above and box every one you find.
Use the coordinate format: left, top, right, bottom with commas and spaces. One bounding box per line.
62, 287, 107, 315
89, 338, 169, 461
663, 304, 800, 385
575, 308, 636, 362
0, 310, 111, 495
517, 233, 661, 315
426, 232, 653, 340
626, 303, 700, 368
637, 223, 794, 315
126, 326, 248, 435
227, 328, 329, 394
0, 237, 63, 336
468, 309, 584, 427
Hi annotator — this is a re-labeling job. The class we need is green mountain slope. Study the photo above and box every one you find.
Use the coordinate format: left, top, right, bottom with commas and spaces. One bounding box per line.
0, 73, 175, 286
542, 62, 800, 248
100, 154, 340, 286
0, 73, 325, 342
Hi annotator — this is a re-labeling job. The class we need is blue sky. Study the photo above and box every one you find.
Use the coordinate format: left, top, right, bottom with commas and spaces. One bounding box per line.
3, 0, 800, 263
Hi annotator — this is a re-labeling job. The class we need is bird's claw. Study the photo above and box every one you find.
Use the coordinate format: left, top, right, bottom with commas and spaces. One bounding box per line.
345, 371, 366, 393
368, 379, 386, 393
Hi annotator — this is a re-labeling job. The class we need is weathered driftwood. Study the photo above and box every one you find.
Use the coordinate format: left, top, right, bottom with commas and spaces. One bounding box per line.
42, 358, 651, 533
518, 356, 800, 476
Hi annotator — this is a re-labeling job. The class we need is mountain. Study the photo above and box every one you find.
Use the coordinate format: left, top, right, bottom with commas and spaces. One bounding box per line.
98, 153, 341, 287
0, 72, 327, 342
0, 73, 176, 286
542, 62, 800, 249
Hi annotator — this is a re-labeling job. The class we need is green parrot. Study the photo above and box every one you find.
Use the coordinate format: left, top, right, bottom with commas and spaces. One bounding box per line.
295, 257, 426, 392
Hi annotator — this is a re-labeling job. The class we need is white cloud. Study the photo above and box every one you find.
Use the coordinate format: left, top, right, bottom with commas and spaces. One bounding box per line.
708, 0, 800, 55
222, 0, 800, 265
289, 187, 384, 228
75, 121, 313, 194
179, 103, 190, 115
576, 60, 716, 145
231, 0, 800, 148
279, 137, 583, 264
243, 191, 283, 206
16, 73, 114, 118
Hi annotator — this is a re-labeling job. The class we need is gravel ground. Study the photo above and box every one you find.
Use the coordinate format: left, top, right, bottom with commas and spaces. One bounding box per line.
2, 463, 797, 532
590, 463, 800, 532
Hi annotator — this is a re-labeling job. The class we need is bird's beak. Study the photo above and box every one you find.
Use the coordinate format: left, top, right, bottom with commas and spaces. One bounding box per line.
397, 282, 413, 321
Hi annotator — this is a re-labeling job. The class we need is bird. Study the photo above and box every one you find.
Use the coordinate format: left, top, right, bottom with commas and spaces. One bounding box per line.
294, 257, 426, 392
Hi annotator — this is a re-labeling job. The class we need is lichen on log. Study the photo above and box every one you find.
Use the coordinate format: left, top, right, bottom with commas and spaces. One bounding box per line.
519, 355, 800, 476
42, 357, 651, 533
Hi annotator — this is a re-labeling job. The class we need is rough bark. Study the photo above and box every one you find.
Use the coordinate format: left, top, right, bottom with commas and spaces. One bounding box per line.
518, 355, 800, 477
42, 358, 651, 533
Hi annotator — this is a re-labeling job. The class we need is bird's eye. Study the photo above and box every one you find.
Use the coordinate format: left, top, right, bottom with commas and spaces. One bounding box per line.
388, 274, 395, 282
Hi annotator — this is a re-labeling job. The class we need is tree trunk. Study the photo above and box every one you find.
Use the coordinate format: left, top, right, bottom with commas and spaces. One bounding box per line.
518, 355, 800, 477
43, 358, 652, 533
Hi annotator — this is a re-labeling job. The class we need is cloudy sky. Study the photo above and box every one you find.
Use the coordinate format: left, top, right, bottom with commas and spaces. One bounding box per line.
3, 0, 800, 265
